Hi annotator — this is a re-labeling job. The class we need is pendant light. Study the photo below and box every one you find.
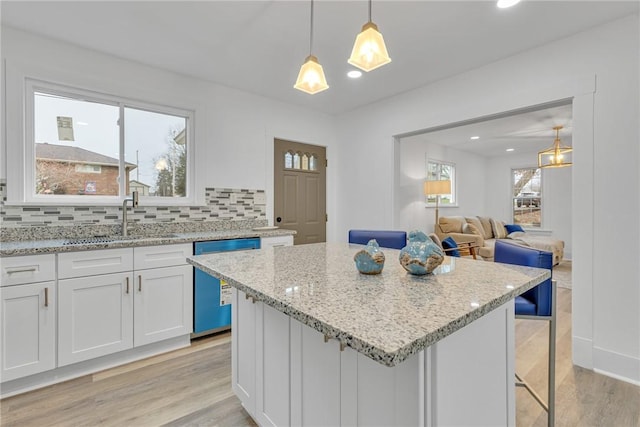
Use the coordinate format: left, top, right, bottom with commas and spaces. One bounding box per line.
538, 126, 573, 168
294, 0, 329, 95
348, 0, 391, 72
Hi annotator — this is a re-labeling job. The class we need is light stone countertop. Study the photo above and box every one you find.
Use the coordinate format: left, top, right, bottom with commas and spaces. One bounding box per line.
188, 242, 550, 367
0, 228, 295, 256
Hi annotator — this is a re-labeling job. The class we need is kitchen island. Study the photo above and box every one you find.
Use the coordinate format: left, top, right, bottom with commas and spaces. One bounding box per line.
188, 242, 549, 427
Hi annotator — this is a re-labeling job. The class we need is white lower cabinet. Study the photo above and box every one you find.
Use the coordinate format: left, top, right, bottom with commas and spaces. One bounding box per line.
58, 272, 134, 366
57, 244, 192, 366
0, 281, 56, 381
232, 288, 257, 416
133, 264, 193, 347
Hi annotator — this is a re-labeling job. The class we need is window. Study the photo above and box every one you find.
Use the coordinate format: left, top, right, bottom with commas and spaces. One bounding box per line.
425, 159, 456, 206
284, 151, 318, 172
512, 167, 542, 228
27, 80, 193, 203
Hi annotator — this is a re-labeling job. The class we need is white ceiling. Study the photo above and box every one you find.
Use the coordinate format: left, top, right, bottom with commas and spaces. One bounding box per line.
1, 1, 638, 117
402, 102, 573, 158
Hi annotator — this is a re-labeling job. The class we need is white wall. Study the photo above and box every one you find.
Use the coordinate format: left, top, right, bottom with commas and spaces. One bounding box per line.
336, 15, 639, 383
0, 27, 338, 237
396, 139, 486, 234
485, 150, 573, 258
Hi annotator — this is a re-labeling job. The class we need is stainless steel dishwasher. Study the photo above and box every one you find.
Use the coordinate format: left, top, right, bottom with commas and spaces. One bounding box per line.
193, 237, 260, 337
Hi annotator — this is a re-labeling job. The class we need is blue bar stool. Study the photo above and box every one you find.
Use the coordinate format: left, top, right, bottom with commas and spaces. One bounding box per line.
348, 230, 407, 250
494, 239, 556, 426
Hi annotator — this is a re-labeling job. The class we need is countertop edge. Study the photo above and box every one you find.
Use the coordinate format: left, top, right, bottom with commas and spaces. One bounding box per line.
187, 255, 550, 367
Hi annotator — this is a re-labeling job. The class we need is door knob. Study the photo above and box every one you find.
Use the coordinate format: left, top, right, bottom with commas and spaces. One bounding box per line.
276, 217, 282, 223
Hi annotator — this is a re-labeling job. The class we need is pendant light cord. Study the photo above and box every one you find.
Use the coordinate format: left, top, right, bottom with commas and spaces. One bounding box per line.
309, 0, 314, 56
368, 0, 372, 23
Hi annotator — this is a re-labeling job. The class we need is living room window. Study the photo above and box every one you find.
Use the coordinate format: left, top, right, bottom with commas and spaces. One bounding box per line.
426, 159, 456, 206
26, 80, 194, 204
512, 167, 542, 228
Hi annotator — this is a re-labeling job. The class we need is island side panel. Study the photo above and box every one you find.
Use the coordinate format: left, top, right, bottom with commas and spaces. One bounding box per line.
232, 288, 257, 417
429, 301, 516, 427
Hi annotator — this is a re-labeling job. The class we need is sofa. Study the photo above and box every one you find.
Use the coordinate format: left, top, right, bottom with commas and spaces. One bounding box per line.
435, 215, 564, 265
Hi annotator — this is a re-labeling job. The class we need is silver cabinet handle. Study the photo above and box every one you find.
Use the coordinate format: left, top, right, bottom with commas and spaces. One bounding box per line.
126, 277, 130, 294
6, 266, 38, 274
138, 275, 142, 292
44, 287, 49, 307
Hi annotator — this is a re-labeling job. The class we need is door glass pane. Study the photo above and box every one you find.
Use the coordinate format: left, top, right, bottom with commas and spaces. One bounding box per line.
125, 108, 187, 197
309, 154, 317, 171
293, 152, 301, 169
34, 92, 119, 196
301, 153, 309, 170
285, 151, 293, 169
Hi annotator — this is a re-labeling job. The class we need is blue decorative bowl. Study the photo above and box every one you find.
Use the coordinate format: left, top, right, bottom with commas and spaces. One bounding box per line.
399, 230, 444, 275
354, 239, 386, 275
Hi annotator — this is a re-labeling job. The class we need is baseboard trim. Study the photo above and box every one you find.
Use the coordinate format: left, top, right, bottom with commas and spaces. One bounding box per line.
593, 346, 640, 386
572, 335, 593, 369
0, 335, 191, 398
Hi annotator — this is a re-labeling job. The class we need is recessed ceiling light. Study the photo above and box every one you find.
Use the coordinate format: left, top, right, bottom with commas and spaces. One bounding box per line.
506, 148, 515, 152
347, 70, 362, 79
470, 136, 480, 140
497, 0, 521, 8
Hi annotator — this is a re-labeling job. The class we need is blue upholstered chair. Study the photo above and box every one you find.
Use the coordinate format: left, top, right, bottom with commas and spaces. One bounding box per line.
494, 239, 556, 426
348, 230, 407, 250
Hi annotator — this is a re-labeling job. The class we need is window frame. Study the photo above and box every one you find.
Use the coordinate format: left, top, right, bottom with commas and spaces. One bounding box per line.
425, 158, 457, 207
511, 166, 543, 229
24, 79, 195, 206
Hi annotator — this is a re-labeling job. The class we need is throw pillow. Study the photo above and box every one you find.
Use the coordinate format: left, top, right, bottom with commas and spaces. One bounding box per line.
439, 216, 465, 233
464, 217, 485, 238
477, 216, 494, 239
507, 231, 526, 239
490, 218, 508, 239
441, 236, 460, 257
505, 224, 524, 234
462, 222, 481, 235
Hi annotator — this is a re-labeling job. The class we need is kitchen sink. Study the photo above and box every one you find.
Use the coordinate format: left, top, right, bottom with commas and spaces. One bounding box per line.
62, 236, 137, 246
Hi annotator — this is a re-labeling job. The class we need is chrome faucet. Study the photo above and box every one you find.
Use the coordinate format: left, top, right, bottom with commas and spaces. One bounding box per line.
122, 191, 139, 237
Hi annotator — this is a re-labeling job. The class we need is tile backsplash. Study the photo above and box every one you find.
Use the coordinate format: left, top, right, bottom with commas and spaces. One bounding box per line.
0, 180, 268, 241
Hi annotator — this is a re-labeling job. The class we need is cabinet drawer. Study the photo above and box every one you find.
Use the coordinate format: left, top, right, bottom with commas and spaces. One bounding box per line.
58, 248, 133, 279
134, 243, 192, 270
261, 235, 294, 249
1, 254, 56, 287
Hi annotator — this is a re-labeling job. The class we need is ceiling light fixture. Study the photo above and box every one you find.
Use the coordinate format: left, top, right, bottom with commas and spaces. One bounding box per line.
347, 70, 363, 78
538, 125, 572, 168
470, 136, 480, 140
294, 0, 329, 95
497, 0, 521, 8
348, 0, 391, 72
506, 148, 515, 152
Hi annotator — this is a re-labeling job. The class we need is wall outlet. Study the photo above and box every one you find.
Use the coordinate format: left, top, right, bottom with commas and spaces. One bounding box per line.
254, 192, 267, 205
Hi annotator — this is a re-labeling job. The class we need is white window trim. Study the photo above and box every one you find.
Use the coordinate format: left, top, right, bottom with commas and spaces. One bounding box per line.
425, 158, 458, 208
21, 78, 196, 206
511, 166, 543, 228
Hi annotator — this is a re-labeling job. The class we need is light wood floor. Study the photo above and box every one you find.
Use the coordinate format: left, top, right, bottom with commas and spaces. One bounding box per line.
1, 288, 639, 426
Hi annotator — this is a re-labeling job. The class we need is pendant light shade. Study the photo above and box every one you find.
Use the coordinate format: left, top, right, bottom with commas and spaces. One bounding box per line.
348, 0, 391, 72
294, 0, 329, 95
294, 55, 329, 95
538, 126, 573, 168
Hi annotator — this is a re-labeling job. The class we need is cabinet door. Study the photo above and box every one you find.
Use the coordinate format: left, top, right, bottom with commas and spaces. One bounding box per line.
232, 288, 257, 418
1, 282, 55, 382
133, 265, 193, 347
58, 272, 133, 366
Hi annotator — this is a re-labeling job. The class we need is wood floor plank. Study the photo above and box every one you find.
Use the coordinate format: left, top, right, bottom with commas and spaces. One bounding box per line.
2, 286, 639, 426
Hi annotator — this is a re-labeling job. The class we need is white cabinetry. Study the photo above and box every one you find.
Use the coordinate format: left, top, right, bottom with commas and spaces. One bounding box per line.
232, 286, 515, 426
133, 245, 192, 347
260, 235, 293, 249
0, 254, 56, 381
58, 244, 192, 366
58, 248, 134, 366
